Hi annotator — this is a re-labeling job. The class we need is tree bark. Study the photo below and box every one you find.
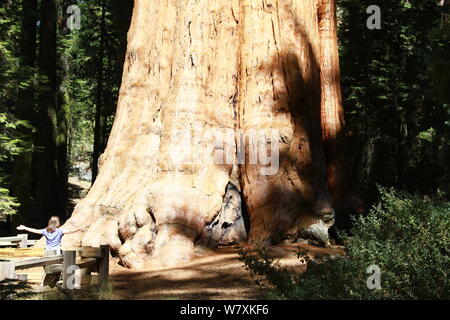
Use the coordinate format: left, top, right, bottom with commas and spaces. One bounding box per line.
317, 0, 359, 224
36, 0, 63, 223
12, 0, 38, 226
237, 0, 334, 244
92, 0, 107, 183
116, 0, 134, 82
63, 0, 344, 268
56, 0, 71, 220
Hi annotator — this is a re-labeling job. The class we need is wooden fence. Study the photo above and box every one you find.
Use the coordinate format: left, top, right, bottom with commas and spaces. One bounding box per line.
0, 234, 37, 248
0, 235, 109, 293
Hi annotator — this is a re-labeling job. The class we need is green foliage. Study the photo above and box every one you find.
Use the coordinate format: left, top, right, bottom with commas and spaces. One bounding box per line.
0, 0, 130, 221
62, 0, 126, 171
0, 184, 19, 216
240, 188, 450, 299
0, 3, 35, 216
60, 28, 95, 165
338, 0, 450, 201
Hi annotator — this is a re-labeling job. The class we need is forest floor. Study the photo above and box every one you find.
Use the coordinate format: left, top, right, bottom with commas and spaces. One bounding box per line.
109, 244, 343, 300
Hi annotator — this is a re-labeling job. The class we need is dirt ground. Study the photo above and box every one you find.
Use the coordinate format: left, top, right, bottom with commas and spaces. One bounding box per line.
109, 244, 343, 300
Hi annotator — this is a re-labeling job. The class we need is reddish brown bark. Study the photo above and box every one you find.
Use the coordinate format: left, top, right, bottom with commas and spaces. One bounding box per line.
62, 0, 345, 268
318, 0, 358, 218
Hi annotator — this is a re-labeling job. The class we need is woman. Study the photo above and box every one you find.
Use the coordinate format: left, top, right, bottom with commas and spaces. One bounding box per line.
17, 216, 81, 254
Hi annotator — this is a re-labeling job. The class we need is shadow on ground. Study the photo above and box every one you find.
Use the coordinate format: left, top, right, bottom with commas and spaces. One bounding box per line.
109, 244, 343, 300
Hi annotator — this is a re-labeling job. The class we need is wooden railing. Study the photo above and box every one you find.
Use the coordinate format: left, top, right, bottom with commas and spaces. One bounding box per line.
0, 234, 36, 248
0, 245, 109, 293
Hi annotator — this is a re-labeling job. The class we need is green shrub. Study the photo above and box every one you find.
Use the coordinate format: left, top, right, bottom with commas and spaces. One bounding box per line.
239, 187, 450, 299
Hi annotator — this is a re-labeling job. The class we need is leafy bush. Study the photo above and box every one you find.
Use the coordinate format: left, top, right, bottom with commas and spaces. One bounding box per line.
240, 187, 450, 299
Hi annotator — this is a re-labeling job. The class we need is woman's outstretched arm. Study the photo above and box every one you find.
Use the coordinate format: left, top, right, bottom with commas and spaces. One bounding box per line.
17, 225, 43, 235
61, 227, 83, 235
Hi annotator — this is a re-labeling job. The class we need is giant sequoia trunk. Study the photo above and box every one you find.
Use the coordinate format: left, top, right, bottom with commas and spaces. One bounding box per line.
63, 0, 345, 268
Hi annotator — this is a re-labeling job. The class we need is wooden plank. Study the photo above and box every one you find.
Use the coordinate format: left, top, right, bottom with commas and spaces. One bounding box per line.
99, 245, 109, 289
62, 247, 84, 251
79, 247, 101, 258
0, 236, 23, 242
63, 246, 93, 252
0, 248, 45, 258
15, 255, 63, 269
76, 257, 97, 269
0, 248, 16, 256
0, 242, 16, 247
62, 246, 101, 258
44, 264, 63, 274
0, 240, 21, 248
16, 272, 44, 282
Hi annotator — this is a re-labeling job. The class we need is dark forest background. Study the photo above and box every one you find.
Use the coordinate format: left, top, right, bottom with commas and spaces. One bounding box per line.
0, 0, 448, 234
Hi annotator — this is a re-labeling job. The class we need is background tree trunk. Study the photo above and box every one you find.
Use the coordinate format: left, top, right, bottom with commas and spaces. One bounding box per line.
317, 0, 362, 226
92, 0, 107, 183
56, 0, 71, 220
36, 0, 63, 223
63, 0, 344, 268
12, 0, 38, 226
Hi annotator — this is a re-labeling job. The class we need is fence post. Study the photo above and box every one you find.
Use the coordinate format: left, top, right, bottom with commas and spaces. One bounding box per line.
62, 250, 76, 297
18, 234, 28, 248
0, 260, 16, 281
99, 245, 109, 290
